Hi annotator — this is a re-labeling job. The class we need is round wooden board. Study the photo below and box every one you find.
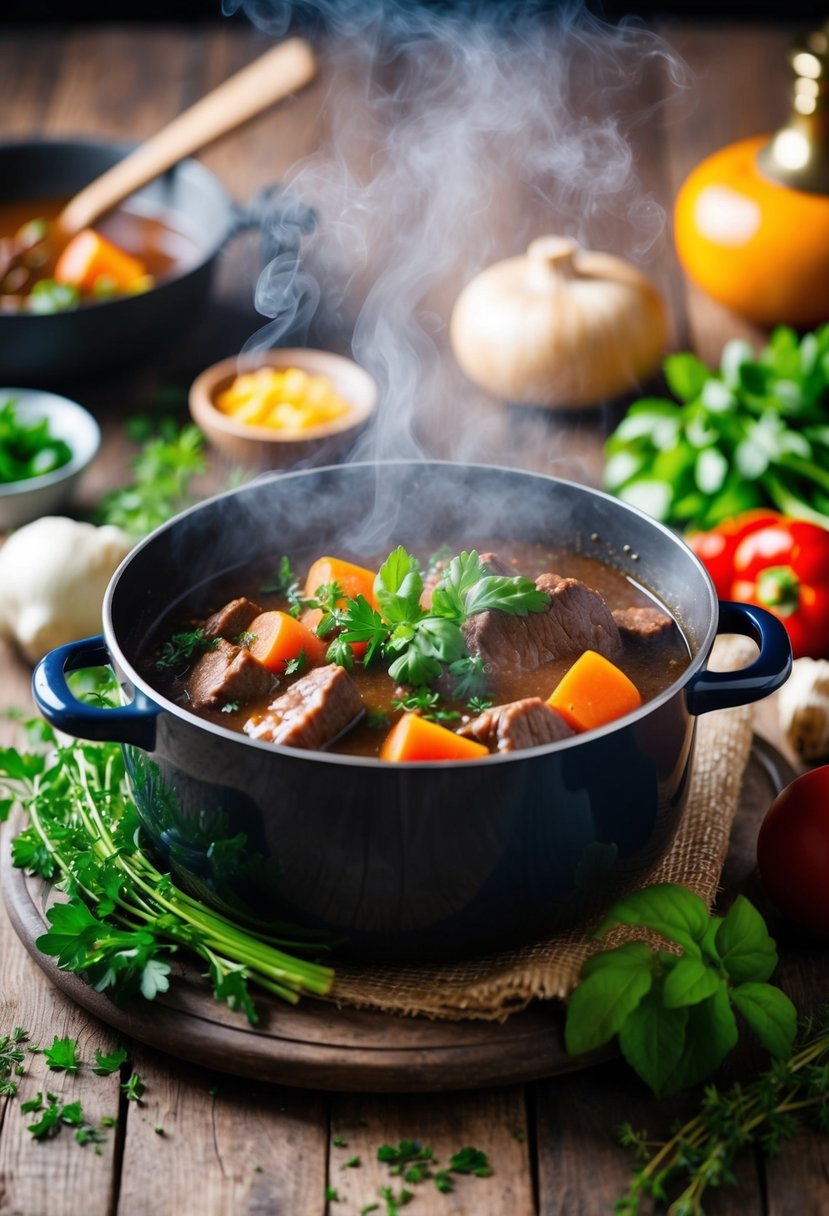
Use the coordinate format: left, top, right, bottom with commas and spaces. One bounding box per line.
1, 737, 793, 1093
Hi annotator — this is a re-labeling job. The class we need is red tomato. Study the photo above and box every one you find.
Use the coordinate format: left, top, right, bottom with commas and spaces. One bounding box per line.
757, 767, 829, 938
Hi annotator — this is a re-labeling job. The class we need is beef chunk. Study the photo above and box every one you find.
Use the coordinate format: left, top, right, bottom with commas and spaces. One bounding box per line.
203, 597, 263, 642
459, 697, 574, 752
612, 605, 676, 643
463, 572, 621, 674
188, 639, 274, 710
245, 664, 364, 750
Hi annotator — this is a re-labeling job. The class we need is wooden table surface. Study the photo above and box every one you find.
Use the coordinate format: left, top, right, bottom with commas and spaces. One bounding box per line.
1, 18, 828, 1215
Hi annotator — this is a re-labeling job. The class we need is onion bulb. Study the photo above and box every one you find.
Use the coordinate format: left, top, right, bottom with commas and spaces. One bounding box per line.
449, 235, 667, 409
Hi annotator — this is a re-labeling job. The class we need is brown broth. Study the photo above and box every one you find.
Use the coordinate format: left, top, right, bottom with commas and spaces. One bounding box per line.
144, 540, 692, 759
0, 196, 200, 301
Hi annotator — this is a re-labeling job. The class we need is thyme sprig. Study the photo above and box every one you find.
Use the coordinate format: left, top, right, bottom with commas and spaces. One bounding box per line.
616, 1011, 829, 1215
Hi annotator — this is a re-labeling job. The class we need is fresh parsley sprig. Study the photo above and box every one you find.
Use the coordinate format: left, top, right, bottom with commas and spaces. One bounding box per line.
605, 326, 829, 532
3, 721, 333, 1021
565, 884, 797, 1098
337, 546, 548, 689
95, 418, 206, 538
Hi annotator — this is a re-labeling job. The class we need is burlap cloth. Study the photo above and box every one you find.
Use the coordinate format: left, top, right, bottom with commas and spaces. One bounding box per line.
330, 636, 758, 1021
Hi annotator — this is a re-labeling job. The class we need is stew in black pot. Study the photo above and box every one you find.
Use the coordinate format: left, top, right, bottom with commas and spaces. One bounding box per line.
142, 539, 691, 760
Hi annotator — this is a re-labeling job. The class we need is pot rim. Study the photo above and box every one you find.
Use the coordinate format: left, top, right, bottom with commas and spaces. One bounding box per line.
103, 458, 720, 768
0, 136, 232, 317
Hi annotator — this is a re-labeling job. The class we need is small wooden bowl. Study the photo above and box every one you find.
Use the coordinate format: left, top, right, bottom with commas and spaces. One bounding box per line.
189, 349, 378, 471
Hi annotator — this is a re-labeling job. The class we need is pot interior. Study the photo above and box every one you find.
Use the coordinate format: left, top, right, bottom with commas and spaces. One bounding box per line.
0, 139, 229, 267
110, 460, 716, 692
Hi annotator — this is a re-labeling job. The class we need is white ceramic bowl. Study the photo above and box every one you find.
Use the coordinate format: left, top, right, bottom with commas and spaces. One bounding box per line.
0, 389, 101, 531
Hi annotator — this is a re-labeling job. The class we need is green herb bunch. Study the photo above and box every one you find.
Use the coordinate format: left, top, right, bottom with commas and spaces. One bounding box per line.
616, 1009, 829, 1215
0, 397, 73, 485
329, 546, 548, 690
565, 884, 797, 1098
605, 326, 829, 532
95, 416, 206, 537
2, 723, 332, 1020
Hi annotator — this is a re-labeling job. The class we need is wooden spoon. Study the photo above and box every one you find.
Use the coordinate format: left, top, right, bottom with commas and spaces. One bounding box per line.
1, 37, 317, 289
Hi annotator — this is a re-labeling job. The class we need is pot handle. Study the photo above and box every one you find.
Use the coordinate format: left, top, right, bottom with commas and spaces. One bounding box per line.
225, 185, 316, 248
686, 601, 792, 716
32, 635, 159, 750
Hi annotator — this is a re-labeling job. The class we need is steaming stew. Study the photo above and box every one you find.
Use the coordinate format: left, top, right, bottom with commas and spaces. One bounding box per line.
0, 197, 199, 311
145, 540, 691, 760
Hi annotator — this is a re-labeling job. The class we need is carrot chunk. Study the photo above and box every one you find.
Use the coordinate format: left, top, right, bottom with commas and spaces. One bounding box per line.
304, 556, 378, 608
547, 650, 642, 732
246, 610, 326, 674
380, 713, 490, 762
54, 229, 149, 294
303, 556, 378, 661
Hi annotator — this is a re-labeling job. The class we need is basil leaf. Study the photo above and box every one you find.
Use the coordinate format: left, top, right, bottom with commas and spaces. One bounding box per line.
662, 956, 722, 1008
666, 985, 738, 1095
618, 981, 689, 1097
595, 883, 709, 957
730, 982, 797, 1060
565, 943, 653, 1055
715, 895, 778, 983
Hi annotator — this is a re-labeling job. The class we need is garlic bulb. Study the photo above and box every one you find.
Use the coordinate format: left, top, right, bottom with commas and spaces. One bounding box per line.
778, 657, 829, 763
0, 516, 132, 664
449, 236, 667, 408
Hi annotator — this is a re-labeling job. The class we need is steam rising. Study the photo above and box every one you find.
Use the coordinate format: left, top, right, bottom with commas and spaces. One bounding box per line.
228, 1, 689, 476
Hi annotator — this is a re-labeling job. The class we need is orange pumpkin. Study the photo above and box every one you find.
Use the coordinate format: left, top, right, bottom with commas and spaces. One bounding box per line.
674, 135, 829, 329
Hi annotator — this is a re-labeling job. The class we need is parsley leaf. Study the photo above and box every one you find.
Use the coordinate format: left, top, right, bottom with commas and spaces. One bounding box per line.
259, 555, 298, 597
92, 1044, 128, 1075
43, 1036, 79, 1073
121, 1072, 145, 1102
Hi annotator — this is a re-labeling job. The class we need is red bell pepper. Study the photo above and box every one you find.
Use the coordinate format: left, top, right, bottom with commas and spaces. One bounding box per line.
689, 510, 829, 659
730, 519, 829, 659
686, 511, 780, 599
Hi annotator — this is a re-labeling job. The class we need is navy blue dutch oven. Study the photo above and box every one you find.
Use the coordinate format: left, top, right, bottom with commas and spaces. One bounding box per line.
32, 461, 792, 961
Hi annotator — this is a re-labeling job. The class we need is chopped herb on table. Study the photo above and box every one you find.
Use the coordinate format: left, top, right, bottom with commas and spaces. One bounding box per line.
604, 325, 829, 533
95, 418, 206, 537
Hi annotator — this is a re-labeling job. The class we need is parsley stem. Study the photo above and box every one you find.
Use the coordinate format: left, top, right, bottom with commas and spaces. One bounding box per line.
67, 755, 332, 993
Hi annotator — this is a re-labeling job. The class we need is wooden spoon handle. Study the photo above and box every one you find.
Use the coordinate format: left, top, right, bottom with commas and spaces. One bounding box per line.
56, 37, 316, 236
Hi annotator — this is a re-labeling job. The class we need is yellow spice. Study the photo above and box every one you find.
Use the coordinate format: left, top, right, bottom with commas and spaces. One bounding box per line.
215, 367, 351, 433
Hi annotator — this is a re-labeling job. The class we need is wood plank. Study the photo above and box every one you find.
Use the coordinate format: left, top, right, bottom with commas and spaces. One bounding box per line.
116, 1046, 327, 1216
0, 31, 63, 137
40, 28, 195, 142
0, 877, 122, 1216
328, 1087, 534, 1215
533, 1059, 765, 1216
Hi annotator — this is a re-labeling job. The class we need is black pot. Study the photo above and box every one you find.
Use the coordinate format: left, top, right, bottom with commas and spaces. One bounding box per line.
0, 140, 312, 381
33, 462, 792, 961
